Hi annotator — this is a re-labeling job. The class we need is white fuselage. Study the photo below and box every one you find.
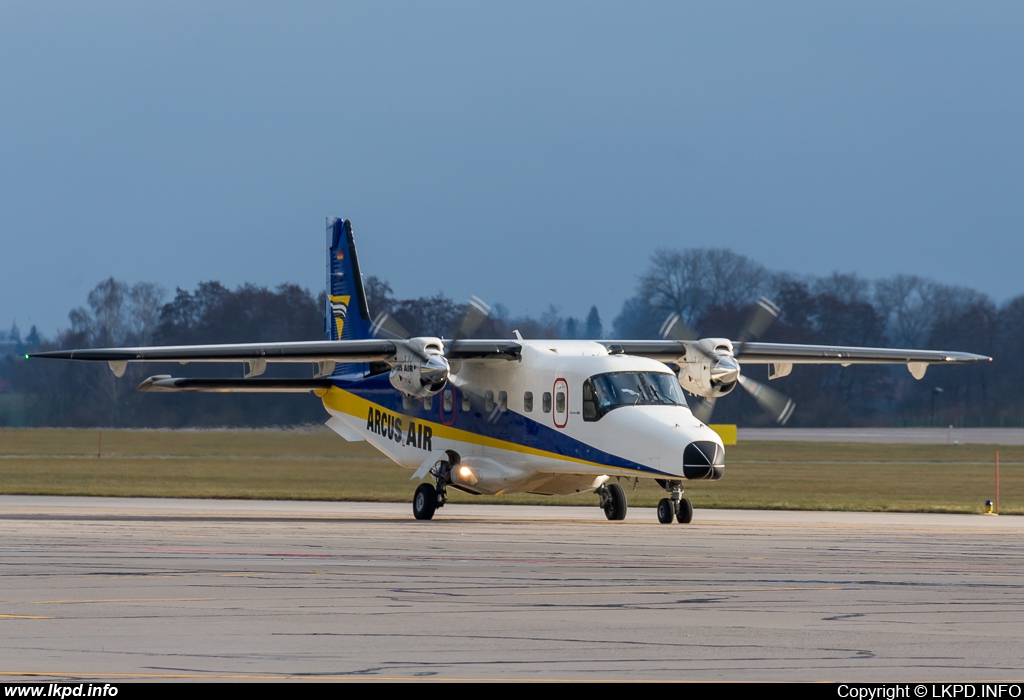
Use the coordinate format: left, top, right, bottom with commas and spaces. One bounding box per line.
322, 340, 724, 496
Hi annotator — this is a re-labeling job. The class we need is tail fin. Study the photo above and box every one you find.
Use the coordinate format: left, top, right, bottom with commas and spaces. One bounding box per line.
325, 217, 373, 342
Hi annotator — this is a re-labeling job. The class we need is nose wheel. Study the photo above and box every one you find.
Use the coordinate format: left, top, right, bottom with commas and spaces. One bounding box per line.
657, 498, 674, 524
656, 480, 693, 524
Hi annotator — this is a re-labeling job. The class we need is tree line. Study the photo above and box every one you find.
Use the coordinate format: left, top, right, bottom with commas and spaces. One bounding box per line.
0, 249, 1017, 428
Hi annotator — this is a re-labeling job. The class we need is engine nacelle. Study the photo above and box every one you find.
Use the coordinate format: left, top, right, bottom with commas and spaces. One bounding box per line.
388, 338, 450, 397
676, 338, 741, 399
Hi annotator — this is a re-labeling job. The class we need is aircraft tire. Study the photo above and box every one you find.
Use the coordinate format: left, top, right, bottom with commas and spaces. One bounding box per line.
676, 497, 693, 524
603, 483, 627, 521
657, 498, 674, 524
413, 483, 437, 521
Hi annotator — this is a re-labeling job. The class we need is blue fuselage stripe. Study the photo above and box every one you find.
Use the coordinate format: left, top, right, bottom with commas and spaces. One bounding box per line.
331, 373, 668, 476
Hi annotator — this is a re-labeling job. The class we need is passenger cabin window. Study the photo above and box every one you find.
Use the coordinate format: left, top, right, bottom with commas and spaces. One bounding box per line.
555, 391, 566, 414
442, 389, 453, 412
542, 392, 552, 413
498, 391, 508, 412
485, 390, 495, 412
423, 395, 432, 410
462, 394, 471, 412
523, 391, 533, 412
582, 372, 688, 422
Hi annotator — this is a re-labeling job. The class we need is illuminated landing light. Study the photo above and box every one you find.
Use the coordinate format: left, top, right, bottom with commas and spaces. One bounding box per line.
457, 465, 479, 486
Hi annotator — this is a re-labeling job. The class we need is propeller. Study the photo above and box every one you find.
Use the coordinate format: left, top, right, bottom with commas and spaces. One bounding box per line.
661, 296, 795, 425
370, 296, 493, 398
370, 295, 491, 343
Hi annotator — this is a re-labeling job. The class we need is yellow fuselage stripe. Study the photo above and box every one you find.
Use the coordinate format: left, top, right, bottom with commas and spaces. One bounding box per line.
321, 386, 644, 474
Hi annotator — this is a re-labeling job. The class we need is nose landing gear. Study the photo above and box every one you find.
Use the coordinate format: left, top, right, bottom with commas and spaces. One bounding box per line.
656, 480, 693, 524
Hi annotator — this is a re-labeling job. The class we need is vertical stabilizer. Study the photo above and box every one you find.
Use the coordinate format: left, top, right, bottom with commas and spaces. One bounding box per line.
325, 218, 374, 377
325, 217, 372, 342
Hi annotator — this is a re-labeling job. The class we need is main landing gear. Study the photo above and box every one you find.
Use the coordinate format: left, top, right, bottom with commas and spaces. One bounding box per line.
656, 479, 693, 524
596, 482, 627, 521
412, 450, 458, 520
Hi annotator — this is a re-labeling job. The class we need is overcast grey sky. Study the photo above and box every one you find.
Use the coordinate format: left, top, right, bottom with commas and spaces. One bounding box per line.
2, 1, 1022, 338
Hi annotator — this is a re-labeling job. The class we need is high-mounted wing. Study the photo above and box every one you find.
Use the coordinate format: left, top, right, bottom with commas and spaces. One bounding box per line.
29, 339, 398, 379
28, 337, 523, 396
29, 338, 522, 366
599, 338, 991, 425
598, 340, 990, 367
30, 339, 397, 364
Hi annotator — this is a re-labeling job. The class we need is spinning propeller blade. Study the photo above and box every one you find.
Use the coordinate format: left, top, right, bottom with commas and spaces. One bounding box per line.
734, 296, 780, 353
659, 312, 699, 342
371, 294, 490, 343
454, 295, 491, 340
370, 312, 411, 341
691, 396, 717, 424
738, 375, 796, 425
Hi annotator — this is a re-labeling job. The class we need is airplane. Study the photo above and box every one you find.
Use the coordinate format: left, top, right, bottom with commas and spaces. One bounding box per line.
30, 218, 992, 524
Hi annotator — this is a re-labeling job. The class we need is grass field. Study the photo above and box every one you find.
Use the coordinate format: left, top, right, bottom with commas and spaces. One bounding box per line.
0, 427, 1019, 514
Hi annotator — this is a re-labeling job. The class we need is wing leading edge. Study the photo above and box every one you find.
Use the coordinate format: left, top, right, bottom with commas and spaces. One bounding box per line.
28, 338, 524, 384
28, 338, 522, 364
597, 340, 991, 366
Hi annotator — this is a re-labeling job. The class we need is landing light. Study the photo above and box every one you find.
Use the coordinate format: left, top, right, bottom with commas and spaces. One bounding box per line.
457, 465, 478, 486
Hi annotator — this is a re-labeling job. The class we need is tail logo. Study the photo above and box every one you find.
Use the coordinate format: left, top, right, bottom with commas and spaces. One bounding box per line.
330, 295, 350, 339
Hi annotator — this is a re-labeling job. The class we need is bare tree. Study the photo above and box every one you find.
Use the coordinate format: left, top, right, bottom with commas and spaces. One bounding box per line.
874, 275, 941, 348
813, 271, 870, 304
127, 282, 166, 346
639, 248, 768, 326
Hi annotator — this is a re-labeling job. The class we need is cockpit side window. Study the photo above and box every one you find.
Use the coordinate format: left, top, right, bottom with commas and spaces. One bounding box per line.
582, 379, 599, 422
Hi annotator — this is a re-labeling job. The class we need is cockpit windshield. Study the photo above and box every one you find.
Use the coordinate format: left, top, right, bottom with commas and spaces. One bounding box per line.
582, 371, 688, 421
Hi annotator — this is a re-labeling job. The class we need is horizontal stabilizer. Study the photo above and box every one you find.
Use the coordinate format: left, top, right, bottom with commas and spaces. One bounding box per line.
137, 376, 334, 393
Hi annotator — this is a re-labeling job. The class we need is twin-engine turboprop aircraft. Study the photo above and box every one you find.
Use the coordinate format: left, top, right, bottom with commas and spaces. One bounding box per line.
32, 218, 991, 523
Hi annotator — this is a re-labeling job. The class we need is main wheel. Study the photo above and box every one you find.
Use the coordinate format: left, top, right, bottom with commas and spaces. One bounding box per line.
603, 483, 627, 521
676, 497, 693, 524
413, 482, 437, 520
657, 498, 674, 524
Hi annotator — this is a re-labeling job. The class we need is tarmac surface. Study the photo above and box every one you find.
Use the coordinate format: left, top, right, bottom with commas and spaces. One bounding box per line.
1, 496, 1022, 682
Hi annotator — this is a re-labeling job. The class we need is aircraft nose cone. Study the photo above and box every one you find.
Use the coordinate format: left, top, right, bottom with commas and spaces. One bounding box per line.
683, 441, 725, 480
